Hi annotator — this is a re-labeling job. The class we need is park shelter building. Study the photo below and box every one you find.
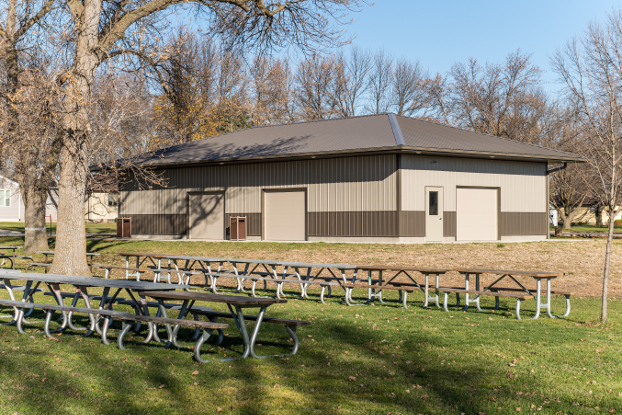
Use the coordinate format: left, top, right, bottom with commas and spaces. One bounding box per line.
117, 114, 582, 243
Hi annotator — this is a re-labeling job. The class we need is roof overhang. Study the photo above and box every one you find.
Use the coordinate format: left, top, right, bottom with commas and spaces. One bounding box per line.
99, 145, 584, 172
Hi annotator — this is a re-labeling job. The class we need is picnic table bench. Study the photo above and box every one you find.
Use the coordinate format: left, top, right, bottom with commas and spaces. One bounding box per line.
207, 272, 338, 303
33, 251, 101, 273
0, 246, 24, 269
350, 265, 449, 308
140, 290, 305, 362
441, 268, 569, 319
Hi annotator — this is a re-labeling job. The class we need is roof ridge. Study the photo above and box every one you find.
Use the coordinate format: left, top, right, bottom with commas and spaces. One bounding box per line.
393, 114, 578, 157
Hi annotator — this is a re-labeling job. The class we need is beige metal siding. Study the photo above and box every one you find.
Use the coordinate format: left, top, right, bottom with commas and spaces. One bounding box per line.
189, 193, 224, 239
264, 190, 306, 241
401, 155, 546, 213
456, 188, 498, 241
120, 155, 397, 217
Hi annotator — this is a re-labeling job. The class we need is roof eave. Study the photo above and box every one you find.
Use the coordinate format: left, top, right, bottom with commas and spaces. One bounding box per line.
399, 147, 585, 164
100, 145, 584, 171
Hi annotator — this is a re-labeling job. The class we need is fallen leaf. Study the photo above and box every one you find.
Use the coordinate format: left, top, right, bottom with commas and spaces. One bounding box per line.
216, 407, 222, 413
158, 384, 165, 389
516, 408, 521, 412
348, 376, 356, 381
192, 370, 199, 376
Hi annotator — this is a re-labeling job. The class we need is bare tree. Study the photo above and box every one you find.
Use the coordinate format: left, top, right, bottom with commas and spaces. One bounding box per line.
366, 48, 392, 114
0, 0, 61, 252
48, 0, 365, 275
552, 9, 622, 323
332, 46, 371, 117
448, 51, 545, 142
389, 57, 428, 117
295, 52, 337, 120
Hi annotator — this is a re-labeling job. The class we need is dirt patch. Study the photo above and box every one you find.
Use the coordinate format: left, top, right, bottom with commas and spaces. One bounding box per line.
87, 238, 622, 298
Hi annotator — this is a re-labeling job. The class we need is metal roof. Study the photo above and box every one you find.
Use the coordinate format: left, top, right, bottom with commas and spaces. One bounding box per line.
126, 114, 583, 168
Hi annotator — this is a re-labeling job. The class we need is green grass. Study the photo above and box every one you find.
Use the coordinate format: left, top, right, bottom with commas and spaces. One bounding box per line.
0, 289, 618, 414
0, 236, 620, 413
550, 224, 622, 233
0, 221, 116, 235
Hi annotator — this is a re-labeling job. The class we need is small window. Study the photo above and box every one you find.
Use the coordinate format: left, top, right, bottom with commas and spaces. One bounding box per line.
108, 193, 118, 207
429, 191, 438, 216
0, 190, 10, 207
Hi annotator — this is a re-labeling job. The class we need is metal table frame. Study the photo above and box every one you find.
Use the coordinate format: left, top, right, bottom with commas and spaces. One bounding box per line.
454, 268, 567, 319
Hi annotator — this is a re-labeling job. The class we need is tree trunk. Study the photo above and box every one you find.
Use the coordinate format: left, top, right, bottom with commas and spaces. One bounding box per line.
601, 209, 615, 324
22, 186, 49, 253
595, 205, 604, 228
49, 140, 90, 276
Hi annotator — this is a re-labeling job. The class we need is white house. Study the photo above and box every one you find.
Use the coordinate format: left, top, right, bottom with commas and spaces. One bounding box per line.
0, 169, 58, 222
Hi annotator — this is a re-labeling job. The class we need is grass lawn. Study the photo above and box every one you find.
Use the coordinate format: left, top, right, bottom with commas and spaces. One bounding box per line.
0, 236, 621, 414
0, 221, 116, 235
550, 224, 622, 234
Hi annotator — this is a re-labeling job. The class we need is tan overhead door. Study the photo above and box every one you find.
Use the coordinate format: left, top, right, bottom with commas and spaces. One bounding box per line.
457, 188, 498, 241
189, 193, 224, 240
264, 190, 306, 241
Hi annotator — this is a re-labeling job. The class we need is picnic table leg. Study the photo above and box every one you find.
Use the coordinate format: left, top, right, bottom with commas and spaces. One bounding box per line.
0, 278, 19, 325
545, 279, 554, 318
532, 280, 542, 320
226, 304, 254, 359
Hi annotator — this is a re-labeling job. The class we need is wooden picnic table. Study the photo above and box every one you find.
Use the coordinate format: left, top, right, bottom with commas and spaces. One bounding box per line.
354, 265, 449, 308
141, 290, 288, 361
37, 250, 101, 273
0, 246, 22, 270
450, 268, 569, 319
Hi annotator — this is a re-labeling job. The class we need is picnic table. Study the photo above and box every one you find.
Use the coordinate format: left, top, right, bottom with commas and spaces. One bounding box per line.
351, 265, 449, 308
140, 290, 300, 361
118, 252, 229, 285
0, 246, 23, 269
0, 270, 188, 341
37, 251, 101, 273
446, 268, 570, 319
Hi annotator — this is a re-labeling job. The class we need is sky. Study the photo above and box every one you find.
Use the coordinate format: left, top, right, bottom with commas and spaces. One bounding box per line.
342, 0, 622, 93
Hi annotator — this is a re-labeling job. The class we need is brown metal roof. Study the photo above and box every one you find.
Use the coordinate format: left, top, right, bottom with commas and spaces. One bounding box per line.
125, 114, 582, 168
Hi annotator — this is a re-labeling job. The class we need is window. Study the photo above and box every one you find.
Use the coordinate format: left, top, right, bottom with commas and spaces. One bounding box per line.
429, 191, 438, 216
108, 193, 118, 207
0, 190, 10, 207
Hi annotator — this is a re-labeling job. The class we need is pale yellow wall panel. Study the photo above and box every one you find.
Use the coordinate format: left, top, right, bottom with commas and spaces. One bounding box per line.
401, 155, 546, 213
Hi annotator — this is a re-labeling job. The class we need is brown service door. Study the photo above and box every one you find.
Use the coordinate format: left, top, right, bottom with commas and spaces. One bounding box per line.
264, 190, 306, 241
189, 193, 224, 240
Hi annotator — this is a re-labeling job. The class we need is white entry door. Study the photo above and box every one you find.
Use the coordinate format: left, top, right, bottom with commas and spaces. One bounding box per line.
456, 188, 498, 241
425, 187, 444, 242
264, 190, 306, 241
189, 193, 224, 240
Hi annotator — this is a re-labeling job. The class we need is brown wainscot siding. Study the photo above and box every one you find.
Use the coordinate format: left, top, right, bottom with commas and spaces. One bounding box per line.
399, 211, 425, 237
499, 212, 548, 236
443, 211, 457, 237
123, 214, 188, 236
307, 211, 398, 237
225, 213, 261, 236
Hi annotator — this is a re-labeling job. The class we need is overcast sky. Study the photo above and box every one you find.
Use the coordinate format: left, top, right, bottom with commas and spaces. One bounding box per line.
343, 0, 622, 93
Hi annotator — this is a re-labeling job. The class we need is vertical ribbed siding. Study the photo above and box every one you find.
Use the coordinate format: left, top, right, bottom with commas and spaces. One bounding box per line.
499, 212, 548, 236
400, 155, 547, 213
120, 155, 397, 216
119, 154, 399, 237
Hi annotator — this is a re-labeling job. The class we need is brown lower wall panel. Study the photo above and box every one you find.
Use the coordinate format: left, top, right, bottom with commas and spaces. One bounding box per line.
399, 211, 425, 237
443, 211, 457, 237
123, 214, 188, 236
225, 213, 261, 236
307, 211, 398, 237
499, 212, 548, 236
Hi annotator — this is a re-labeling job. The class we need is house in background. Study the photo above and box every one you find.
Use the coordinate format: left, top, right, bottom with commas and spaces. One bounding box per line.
111, 114, 583, 243
0, 169, 58, 222
85, 173, 119, 223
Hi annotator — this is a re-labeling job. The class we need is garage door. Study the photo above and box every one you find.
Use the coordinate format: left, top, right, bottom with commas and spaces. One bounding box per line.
189, 193, 224, 240
456, 188, 498, 241
264, 190, 305, 241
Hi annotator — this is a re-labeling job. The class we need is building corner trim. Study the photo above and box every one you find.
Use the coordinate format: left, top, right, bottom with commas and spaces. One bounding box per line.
388, 114, 405, 146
